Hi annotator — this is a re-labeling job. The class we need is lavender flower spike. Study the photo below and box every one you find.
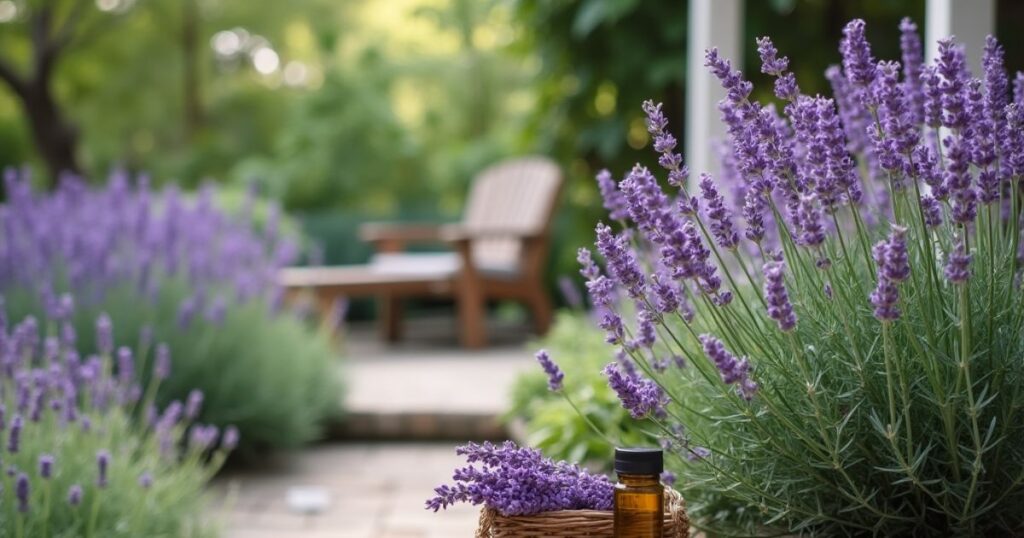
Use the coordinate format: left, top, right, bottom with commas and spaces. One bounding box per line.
535, 349, 564, 391
869, 226, 909, 321
7, 414, 22, 453
699, 173, 739, 249
699, 335, 757, 400
595, 169, 628, 221
603, 363, 667, 419
39, 454, 54, 479
222, 425, 240, 451
67, 484, 83, 506
839, 19, 876, 87
763, 261, 797, 332
96, 312, 114, 356
16, 472, 29, 513
97, 450, 110, 488
945, 240, 972, 284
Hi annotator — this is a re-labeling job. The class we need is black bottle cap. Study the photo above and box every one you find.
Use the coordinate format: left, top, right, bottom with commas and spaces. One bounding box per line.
614, 447, 663, 475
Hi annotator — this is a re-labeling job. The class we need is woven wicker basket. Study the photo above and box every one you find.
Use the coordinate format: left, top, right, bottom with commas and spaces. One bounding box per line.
475, 488, 689, 537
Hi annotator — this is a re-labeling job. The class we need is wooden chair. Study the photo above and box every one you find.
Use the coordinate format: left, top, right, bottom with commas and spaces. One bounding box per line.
280, 156, 563, 348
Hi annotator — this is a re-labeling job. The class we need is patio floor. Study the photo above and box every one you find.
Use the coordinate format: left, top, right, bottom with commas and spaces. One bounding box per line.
215, 314, 538, 538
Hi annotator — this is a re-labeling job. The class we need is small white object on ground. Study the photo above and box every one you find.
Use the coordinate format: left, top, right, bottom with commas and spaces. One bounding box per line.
285, 486, 330, 515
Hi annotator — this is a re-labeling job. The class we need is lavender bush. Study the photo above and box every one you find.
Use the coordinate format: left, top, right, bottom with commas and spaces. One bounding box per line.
0, 302, 232, 537
549, 19, 1024, 536
0, 171, 339, 452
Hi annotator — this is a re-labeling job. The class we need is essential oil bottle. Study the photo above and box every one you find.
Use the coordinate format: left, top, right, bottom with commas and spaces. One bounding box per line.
613, 447, 664, 538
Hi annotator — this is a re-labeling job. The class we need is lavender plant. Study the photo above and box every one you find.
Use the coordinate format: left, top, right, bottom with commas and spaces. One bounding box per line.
0, 171, 339, 452
554, 19, 1024, 536
0, 302, 233, 537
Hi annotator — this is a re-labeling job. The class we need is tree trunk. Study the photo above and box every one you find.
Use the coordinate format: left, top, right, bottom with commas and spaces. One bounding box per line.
182, 0, 202, 139
21, 79, 80, 180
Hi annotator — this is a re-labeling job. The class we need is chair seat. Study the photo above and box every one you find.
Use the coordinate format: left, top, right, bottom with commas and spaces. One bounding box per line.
370, 252, 519, 280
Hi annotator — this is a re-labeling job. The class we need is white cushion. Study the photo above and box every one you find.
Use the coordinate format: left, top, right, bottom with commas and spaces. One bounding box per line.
369, 252, 519, 280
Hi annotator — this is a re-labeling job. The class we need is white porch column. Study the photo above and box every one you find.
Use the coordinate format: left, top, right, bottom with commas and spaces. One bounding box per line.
925, 0, 996, 74
685, 0, 743, 178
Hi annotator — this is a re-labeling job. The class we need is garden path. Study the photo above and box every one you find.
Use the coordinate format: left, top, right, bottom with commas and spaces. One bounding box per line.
214, 442, 482, 538
216, 314, 538, 537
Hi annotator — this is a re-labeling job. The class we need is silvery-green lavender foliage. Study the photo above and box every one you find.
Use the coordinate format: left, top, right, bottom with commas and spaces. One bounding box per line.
0, 171, 339, 452
0, 303, 232, 537
544, 18, 1024, 536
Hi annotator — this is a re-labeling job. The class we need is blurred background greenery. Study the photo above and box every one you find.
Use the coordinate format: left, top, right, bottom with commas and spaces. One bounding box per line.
1, 0, 1022, 309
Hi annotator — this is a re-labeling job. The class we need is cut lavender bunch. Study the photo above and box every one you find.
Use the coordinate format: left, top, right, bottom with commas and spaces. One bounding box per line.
426, 441, 613, 516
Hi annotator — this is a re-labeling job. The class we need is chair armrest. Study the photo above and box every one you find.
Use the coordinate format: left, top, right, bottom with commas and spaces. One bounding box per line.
359, 222, 454, 251
439, 226, 543, 244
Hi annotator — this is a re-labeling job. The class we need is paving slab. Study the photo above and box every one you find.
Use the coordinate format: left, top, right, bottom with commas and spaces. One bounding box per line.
341, 316, 536, 416
214, 442, 486, 538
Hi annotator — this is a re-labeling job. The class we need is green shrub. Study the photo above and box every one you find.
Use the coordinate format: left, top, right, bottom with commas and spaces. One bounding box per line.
508, 312, 645, 469
0, 309, 228, 537
0, 174, 340, 453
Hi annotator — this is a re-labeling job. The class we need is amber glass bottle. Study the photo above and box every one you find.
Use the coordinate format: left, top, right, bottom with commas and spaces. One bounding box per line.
613, 447, 664, 538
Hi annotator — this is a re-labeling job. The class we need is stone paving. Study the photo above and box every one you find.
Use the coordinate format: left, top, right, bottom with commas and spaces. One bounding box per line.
215, 315, 537, 537
214, 442, 483, 538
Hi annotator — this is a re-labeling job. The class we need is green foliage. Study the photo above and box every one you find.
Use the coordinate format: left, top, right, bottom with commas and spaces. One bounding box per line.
0, 308, 224, 537
6, 280, 341, 455
6, 407, 217, 537
507, 312, 645, 469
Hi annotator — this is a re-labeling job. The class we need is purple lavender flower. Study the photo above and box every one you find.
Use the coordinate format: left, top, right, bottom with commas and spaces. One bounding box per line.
7, 414, 22, 453
67, 484, 82, 506
796, 195, 826, 248
96, 313, 113, 356
699, 335, 757, 400
634, 310, 657, 349
154, 343, 171, 380
557, 276, 583, 310
660, 471, 677, 486
97, 450, 110, 488
763, 261, 797, 332
222, 425, 240, 451
642, 101, 688, 187
840, 19, 876, 88
596, 169, 629, 222
185, 389, 204, 420
945, 240, 972, 284
426, 441, 613, 516
920, 196, 943, 227
534, 349, 564, 391
595, 223, 646, 300
937, 38, 969, 130
16, 472, 29, 513
699, 173, 740, 249
139, 471, 153, 489
921, 65, 943, 129
603, 363, 667, 419
649, 270, 680, 314
1015, 72, 1024, 106
899, 18, 925, 125
117, 346, 134, 384
869, 226, 910, 322
756, 36, 797, 101
39, 454, 54, 479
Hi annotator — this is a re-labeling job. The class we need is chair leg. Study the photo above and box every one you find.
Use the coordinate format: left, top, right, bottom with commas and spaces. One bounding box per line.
380, 295, 404, 343
457, 279, 487, 349
525, 286, 553, 335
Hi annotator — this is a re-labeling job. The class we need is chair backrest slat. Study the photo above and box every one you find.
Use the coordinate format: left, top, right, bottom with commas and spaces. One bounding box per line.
462, 157, 562, 270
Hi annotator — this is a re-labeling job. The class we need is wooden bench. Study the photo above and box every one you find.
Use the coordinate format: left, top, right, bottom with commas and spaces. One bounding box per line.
280, 156, 563, 348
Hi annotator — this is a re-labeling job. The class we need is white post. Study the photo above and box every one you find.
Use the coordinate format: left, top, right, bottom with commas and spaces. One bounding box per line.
686, 0, 743, 178
924, 0, 996, 74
